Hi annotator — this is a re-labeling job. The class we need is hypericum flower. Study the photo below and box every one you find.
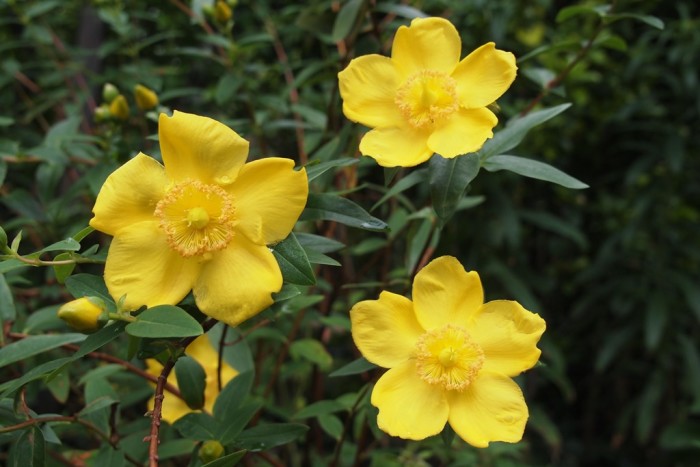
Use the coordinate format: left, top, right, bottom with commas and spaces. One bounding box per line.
349, 256, 545, 447
146, 335, 237, 423
338, 17, 517, 167
57, 297, 108, 333
90, 111, 308, 326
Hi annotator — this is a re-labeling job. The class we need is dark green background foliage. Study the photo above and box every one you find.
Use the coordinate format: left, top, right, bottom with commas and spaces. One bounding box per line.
0, 0, 698, 466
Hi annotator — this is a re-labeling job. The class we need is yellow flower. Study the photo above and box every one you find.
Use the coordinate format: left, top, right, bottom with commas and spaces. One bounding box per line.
57, 297, 108, 333
146, 335, 237, 424
109, 94, 130, 121
90, 111, 308, 326
349, 256, 545, 447
338, 17, 517, 167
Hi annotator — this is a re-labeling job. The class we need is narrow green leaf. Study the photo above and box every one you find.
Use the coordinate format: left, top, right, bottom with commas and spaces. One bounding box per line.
318, 413, 343, 440
292, 400, 346, 420
290, 339, 332, 370
173, 413, 220, 441
372, 168, 427, 211
483, 155, 588, 189
605, 13, 664, 30
406, 218, 433, 273
301, 193, 388, 232
91, 446, 127, 467
202, 450, 246, 467
519, 210, 588, 248
10, 427, 45, 467
35, 238, 80, 254
272, 233, 316, 286
555, 5, 601, 23
235, 423, 309, 451
79, 395, 118, 416
72, 226, 95, 242
643, 293, 666, 351
429, 153, 480, 225
175, 356, 207, 410
295, 233, 345, 254
0, 334, 85, 369
125, 305, 203, 338
0, 358, 72, 396
478, 104, 571, 160
46, 368, 69, 403
72, 321, 127, 360
214, 371, 254, 421
374, 2, 428, 19
52, 252, 76, 284
217, 402, 262, 445
0, 273, 16, 323
332, 0, 364, 42
330, 357, 377, 377
305, 158, 357, 182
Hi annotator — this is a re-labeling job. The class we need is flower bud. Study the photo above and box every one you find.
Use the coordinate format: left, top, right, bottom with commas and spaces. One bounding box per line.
199, 440, 225, 463
94, 104, 112, 123
214, 0, 232, 23
57, 297, 108, 333
102, 83, 120, 103
134, 84, 159, 111
109, 95, 130, 121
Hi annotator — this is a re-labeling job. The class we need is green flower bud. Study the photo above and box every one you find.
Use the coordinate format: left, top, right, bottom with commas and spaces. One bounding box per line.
57, 297, 108, 333
102, 83, 120, 103
199, 440, 225, 463
109, 95, 130, 121
94, 104, 112, 123
133, 84, 159, 111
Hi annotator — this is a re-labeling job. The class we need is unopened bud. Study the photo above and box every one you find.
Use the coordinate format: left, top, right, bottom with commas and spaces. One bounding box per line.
109, 95, 130, 121
199, 440, 225, 463
94, 104, 112, 123
57, 297, 108, 333
214, 0, 232, 23
134, 84, 159, 111
102, 83, 119, 103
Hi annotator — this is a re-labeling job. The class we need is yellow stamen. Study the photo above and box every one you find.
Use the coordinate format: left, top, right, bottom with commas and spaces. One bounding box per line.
154, 180, 236, 258
414, 324, 484, 392
395, 70, 459, 129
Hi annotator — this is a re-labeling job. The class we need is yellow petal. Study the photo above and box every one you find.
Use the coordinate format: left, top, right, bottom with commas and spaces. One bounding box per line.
359, 126, 432, 167
472, 300, 546, 376
90, 153, 168, 236
159, 111, 249, 185
230, 158, 308, 245
350, 291, 424, 369
338, 55, 404, 128
392, 17, 461, 77
427, 107, 497, 157
371, 360, 449, 440
104, 221, 200, 310
452, 42, 517, 109
447, 372, 529, 448
193, 235, 282, 326
412, 256, 483, 330
186, 335, 238, 414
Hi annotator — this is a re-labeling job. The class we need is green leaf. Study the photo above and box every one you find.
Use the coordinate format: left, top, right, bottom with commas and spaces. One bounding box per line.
64, 274, 116, 312
483, 155, 588, 189
555, 5, 602, 23
214, 371, 254, 421
332, 0, 364, 42
79, 395, 118, 416
0, 274, 16, 324
0, 358, 72, 396
46, 368, 69, 403
372, 168, 427, 211
173, 412, 220, 441
318, 413, 343, 440
329, 357, 377, 377
643, 293, 666, 351
429, 153, 480, 225
92, 446, 127, 467
295, 233, 345, 253
605, 13, 664, 30
301, 193, 388, 232
406, 218, 433, 273
52, 252, 76, 284
305, 158, 357, 182
175, 356, 207, 410
519, 210, 588, 248
290, 339, 332, 370
126, 305, 203, 338
35, 238, 80, 254
235, 423, 309, 451
0, 334, 85, 369
272, 233, 316, 286
10, 427, 45, 467
202, 450, 246, 467
292, 400, 346, 420
659, 421, 700, 450
72, 321, 127, 360
374, 2, 428, 19
216, 402, 262, 445
478, 104, 571, 160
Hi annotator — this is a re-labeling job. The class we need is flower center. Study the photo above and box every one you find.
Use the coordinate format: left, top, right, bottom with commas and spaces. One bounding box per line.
155, 180, 236, 258
395, 70, 459, 129
414, 324, 484, 392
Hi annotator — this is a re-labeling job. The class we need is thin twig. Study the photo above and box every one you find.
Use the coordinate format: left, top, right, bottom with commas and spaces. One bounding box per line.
329, 384, 370, 467
147, 358, 176, 467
